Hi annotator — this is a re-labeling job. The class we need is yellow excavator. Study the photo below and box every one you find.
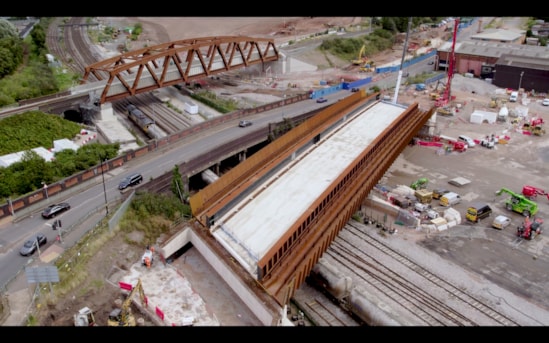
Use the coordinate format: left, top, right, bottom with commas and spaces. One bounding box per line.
107, 278, 147, 326
352, 44, 367, 65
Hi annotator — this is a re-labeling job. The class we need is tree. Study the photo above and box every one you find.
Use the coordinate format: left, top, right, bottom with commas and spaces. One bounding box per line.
0, 19, 19, 40
171, 164, 185, 202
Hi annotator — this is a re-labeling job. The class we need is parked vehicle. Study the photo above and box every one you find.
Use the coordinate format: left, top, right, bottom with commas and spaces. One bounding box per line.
509, 91, 519, 102
316, 97, 328, 103
542, 98, 549, 106
492, 215, 511, 230
42, 203, 71, 219
118, 173, 143, 190
19, 233, 47, 256
517, 216, 543, 240
439, 192, 461, 207
465, 202, 492, 222
432, 188, 450, 200
458, 135, 476, 148
495, 187, 538, 217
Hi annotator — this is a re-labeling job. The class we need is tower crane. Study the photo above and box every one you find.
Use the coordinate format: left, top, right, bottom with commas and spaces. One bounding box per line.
435, 18, 460, 108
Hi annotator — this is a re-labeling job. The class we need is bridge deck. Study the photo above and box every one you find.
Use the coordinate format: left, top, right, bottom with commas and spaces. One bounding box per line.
210, 101, 407, 278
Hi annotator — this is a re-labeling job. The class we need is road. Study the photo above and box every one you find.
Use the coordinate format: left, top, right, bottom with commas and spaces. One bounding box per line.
0, 92, 354, 290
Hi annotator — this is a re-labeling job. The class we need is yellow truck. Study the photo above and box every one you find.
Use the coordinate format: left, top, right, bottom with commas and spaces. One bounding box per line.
465, 203, 492, 222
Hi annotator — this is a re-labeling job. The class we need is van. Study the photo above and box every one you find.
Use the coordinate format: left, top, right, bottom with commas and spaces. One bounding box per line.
440, 191, 461, 207
465, 202, 492, 222
509, 91, 519, 102
458, 135, 476, 148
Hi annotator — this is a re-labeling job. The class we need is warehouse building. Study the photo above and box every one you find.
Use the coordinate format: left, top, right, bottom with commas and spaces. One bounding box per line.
436, 39, 549, 92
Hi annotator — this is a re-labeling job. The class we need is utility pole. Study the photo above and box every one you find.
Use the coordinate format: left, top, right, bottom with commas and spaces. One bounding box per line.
393, 17, 413, 104
100, 156, 109, 215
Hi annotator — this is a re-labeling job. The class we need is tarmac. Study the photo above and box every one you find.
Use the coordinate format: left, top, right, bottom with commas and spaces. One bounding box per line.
1, 209, 106, 326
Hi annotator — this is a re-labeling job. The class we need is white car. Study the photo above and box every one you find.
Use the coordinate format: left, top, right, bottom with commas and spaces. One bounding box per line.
542, 98, 549, 106
492, 215, 511, 230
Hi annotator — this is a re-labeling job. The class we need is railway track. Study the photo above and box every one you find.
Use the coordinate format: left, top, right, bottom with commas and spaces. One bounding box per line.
303, 298, 353, 326
324, 221, 521, 326
44, 17, 194, 137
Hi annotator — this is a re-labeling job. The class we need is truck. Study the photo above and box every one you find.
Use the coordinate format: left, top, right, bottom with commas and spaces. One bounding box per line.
495, 188, 538, 217
465, 202, 492, 223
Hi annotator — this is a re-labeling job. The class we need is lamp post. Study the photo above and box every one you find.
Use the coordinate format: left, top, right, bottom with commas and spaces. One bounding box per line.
99, 156, 109, 215
519, 71, 524, 90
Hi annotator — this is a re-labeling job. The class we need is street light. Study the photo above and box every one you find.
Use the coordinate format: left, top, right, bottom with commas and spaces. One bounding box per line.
99, 156, 109, 215
519, 71, 524, 90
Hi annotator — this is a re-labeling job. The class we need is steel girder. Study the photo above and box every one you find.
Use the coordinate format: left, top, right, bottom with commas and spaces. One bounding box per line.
81, 36, 279, 104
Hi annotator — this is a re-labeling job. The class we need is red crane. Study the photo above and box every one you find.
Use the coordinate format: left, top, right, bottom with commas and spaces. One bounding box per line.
435, 18, 460, 108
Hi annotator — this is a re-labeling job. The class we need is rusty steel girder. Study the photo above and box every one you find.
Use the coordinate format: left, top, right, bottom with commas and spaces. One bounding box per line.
81, 36, 279, 104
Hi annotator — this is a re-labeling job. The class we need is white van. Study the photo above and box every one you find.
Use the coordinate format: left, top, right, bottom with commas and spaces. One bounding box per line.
509, 91, 519, 102
458, 135, 476, 148
440, 191, 461, 207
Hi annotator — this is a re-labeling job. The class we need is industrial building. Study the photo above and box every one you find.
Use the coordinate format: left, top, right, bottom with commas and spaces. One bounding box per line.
436, 39, 549, 92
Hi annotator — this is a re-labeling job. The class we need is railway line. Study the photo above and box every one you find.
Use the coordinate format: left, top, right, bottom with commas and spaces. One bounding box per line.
318, 221, 522, 326
44, 17, 195, 138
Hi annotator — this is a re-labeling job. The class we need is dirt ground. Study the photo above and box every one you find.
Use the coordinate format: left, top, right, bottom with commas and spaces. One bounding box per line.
35, 17, 549, 326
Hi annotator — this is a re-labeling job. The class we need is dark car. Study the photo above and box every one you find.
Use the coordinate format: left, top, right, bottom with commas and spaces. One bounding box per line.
118, 173, 143, 190
41, 202, 71, 219
351, 87, 360, 92
238, 120, 253, 127
19, 233, 47, 256
316, 97, 328, 103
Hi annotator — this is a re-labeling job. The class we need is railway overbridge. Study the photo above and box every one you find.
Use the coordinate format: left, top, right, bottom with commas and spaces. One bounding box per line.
80, 36, 280, 105
189, 91, 435, 306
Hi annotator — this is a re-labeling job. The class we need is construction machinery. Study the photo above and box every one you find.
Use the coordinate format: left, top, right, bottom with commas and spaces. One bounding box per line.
352, 44, 367, 65
359, 60, 375, 72
434, 17, 459, 108
480, 134, 496, 149
410, 177, 429, 190
495, 188, 539, 217
522, 185, 548, 200
522, 117, 545, 136
107, 278, 147, 326
517, 216, 543, 240
74, 307, 96, 326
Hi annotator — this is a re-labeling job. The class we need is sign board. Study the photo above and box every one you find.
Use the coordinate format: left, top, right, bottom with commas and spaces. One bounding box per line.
25, 266, 59, 283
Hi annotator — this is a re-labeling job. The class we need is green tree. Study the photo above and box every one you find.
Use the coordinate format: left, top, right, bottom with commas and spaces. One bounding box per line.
171, 164, 185, 202
0, 19, 19, 39
0, 36, 23, 78
30, 23, 46, 56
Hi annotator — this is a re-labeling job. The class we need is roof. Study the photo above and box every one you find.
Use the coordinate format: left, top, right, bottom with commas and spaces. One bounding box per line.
469, 28, 524, 42
439, 40, 549, 61
53, 138, 79, 153
0, 147, 54, 168
211, 101, 408, 278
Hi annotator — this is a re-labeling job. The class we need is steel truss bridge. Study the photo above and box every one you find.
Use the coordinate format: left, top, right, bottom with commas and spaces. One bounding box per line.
81, 36, 280, 104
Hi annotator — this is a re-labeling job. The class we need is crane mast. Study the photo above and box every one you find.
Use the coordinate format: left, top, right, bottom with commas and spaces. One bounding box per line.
435, 18, 460, 108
